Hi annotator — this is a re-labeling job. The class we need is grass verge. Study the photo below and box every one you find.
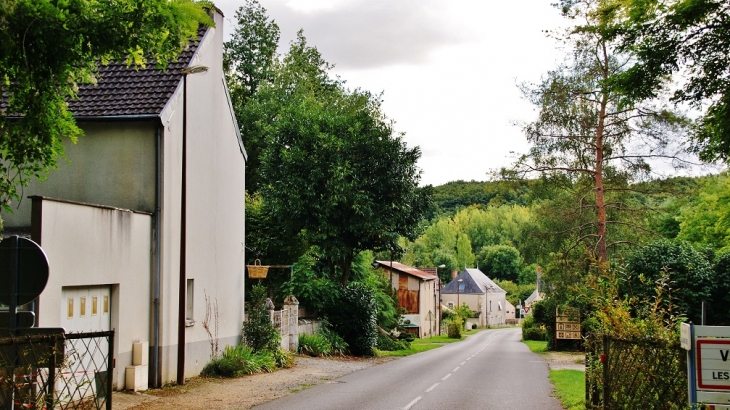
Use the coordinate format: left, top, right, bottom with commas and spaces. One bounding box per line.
522, 339, 584, 410
376, 330, 483, 357
549, 370, 584, 410
523, 339, 548, 353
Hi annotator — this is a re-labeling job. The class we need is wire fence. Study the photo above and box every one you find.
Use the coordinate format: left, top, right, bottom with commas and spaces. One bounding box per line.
0, 330, 114, 410
585, 333, 688, 409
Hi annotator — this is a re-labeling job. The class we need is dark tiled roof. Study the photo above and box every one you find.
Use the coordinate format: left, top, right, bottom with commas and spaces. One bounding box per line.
70, 27, 207, 117
0, 27, 207, 119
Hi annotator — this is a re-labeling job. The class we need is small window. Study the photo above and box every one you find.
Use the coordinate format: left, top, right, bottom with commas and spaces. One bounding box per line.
448, 302, 454, 309
92, 296, 98, 316
79, 297, 86, 317
458, 282, 465, 292
489, 300, 492, 312
67, 298, 74, 318
103, 295, 109, 314
186, 279, 194, 324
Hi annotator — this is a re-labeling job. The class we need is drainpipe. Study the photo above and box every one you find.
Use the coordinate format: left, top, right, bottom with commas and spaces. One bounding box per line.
152, 124, 162, 388
176, 72, 190, 386
177, 65, 209, 385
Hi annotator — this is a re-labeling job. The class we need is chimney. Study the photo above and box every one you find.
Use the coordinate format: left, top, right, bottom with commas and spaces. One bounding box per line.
451, 270, 458, 280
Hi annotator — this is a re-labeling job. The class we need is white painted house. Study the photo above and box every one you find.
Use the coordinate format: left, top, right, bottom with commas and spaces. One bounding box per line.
1, 8, 246, 389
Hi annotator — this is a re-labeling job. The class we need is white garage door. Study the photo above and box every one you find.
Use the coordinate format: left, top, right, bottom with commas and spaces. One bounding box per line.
61, 286, 111, 333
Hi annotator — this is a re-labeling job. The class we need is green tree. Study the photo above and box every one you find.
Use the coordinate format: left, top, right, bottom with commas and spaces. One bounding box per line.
494, 279, 536, 307
507, 0, 691, 263
677, 173, 730, 252
455, 234, 475, 270
0, 0, 212, 210
223, 0, 280, 193
598, 0, 730, 162
621, 240, 713, 324
258, 34, 431, 286
477, 245, 522, 282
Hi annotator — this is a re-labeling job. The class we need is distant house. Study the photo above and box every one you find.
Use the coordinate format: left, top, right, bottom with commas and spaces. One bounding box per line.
523, 267, 545, 315
442, 269, 507, 326
524, 288, 544, 314
1, 8, 246, 389
374, 261, 439, 338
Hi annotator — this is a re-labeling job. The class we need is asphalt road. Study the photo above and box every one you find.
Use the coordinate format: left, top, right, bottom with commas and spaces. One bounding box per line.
253, 327, 564, 410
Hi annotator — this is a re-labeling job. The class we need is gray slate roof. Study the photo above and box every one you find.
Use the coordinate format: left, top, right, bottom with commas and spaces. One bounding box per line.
442, 269, 506, 295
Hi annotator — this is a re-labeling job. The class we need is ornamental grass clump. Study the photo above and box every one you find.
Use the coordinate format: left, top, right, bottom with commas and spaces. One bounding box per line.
201, 345, 276, 377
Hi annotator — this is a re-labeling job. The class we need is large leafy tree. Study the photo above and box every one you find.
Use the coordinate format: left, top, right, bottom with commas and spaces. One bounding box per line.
598, 0, 730, 162
258, 34, 431, 286
621, 240, 713, 324
0, 0, 212, 210
507, 0, 692, 263
223, 0, 280, 193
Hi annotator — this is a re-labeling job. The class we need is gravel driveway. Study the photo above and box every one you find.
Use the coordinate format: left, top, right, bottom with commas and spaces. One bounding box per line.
113, 356, 395, 410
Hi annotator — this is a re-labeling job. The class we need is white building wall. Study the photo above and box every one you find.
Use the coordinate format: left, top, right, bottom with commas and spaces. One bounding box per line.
35, 198, 152, 390
157, 10, 245, 382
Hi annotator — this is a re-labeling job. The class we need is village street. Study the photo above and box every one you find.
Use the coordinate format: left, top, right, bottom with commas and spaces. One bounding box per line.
253, 328, 563, 410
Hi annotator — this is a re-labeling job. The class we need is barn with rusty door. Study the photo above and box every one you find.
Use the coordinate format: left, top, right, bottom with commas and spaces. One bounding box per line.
375, 261, 438, 338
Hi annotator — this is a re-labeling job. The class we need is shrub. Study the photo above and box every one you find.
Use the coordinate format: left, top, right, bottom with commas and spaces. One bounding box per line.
522, 327, 547, 341
242, 284, 281, 352
325, 282, 378, 356
521, 313, 548, 341
320, 325, 348, 356
376, 333, 410, 351
298, 322, 349, 357
202, 345, 277, 377
472, 323, 477, 330
446, 318, 462, 339
298, 333, 331, 357
272, 349, 295, 368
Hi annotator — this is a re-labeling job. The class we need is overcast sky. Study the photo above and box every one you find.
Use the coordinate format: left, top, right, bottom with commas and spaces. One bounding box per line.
214, 0, 569, 186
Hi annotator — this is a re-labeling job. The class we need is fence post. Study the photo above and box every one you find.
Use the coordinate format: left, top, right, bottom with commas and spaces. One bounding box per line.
46, 334, 57, 410
107, 330, 114, 410
284, 296, 299, 352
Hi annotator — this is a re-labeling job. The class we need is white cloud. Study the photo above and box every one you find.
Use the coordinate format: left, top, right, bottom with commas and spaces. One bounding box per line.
215, 0, 569, 185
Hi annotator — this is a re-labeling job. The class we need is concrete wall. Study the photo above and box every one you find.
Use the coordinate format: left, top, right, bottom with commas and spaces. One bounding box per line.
33, 198, 152, 390
1, 120, 157, 226
156, 10, 246, 383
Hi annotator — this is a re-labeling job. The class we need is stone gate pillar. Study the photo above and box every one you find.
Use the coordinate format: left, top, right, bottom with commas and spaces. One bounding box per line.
284, 295, 299, 352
